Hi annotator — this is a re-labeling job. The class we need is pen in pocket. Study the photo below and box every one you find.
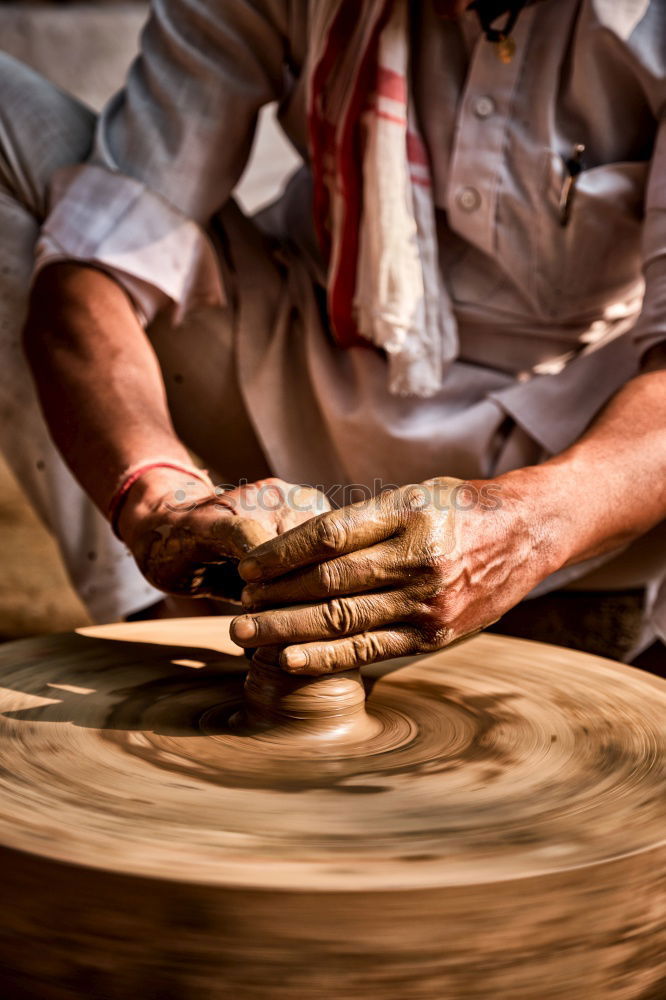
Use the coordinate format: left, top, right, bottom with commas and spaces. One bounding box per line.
559, 143, 586, 227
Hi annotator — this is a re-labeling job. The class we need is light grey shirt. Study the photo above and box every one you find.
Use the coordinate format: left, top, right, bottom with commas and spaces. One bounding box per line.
35, 0, 666, 644
38, 0, 666, 402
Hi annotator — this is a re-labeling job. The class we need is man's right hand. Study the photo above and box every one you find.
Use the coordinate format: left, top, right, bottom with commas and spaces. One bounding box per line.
23, 266, 328, 605
118, 470, 330, 602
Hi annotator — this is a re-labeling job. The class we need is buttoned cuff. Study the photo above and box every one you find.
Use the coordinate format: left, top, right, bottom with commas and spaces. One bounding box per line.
35, 164, 225, 326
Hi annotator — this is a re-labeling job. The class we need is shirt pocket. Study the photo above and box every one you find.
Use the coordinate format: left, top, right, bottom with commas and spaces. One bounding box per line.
535, 153, 648, 319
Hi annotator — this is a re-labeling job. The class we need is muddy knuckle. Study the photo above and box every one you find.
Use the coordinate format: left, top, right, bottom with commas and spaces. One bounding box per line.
318, 644, 344, 673
321, 598, 357, 635
400, 484, 432, 512
351, 632, 383, 664
317, 559, 340, 593
317, 514, 346, 553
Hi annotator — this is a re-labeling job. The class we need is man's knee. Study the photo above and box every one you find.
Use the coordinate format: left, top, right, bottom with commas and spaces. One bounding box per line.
0, 52, 95, 220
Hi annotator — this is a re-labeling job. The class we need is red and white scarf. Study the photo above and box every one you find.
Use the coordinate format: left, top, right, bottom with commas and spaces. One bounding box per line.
308, 0, 458, 397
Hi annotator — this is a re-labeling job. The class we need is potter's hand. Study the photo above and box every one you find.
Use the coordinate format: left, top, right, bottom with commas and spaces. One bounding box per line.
119, 473, 330, 602
232, 476, 560, 672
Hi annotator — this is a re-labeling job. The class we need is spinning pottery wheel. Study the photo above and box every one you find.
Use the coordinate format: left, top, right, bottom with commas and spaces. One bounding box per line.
0, 617, 664, 999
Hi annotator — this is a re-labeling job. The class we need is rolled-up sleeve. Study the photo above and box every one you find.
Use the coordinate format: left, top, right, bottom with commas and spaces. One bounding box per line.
35, 0, 291, 324
633, 115, 666, 365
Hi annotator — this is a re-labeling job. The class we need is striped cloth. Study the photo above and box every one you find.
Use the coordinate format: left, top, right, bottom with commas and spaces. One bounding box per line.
308, 0, 458, 397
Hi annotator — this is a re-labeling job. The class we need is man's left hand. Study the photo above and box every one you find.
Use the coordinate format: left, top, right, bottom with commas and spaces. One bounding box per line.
230, 476, 563, 673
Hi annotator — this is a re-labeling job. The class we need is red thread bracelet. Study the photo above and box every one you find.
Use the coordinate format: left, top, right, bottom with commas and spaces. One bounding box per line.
108, 461, 212, 540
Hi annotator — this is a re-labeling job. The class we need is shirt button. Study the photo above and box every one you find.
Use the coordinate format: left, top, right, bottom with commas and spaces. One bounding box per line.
456, 187, 481, 212
473, 95, 496, 119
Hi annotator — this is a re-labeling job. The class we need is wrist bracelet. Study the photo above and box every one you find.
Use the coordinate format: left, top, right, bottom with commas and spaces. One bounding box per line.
108, 460, 213, 540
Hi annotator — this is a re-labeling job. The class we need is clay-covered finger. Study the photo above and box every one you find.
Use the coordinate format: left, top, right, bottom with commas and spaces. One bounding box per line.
241, 538, 406, 608
205, 509, 274, 558
237, 497, 396, 583
160, 511, 273, 573
279, 627, 423, 674
139, 509, 274, 600
230, 592, 409, 648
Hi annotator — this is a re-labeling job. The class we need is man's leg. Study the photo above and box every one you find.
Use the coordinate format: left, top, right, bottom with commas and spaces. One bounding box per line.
0, 53, 160, 622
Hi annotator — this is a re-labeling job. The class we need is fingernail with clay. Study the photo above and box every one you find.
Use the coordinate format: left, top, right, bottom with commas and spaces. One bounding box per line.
232, 616, 258, 642
283, 648, 308, 671
239, 557, 262, 581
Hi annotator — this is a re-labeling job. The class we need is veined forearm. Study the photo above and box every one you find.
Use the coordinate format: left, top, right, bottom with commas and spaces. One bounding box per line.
498, 366, 666, 572
23, 262, 190, 513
